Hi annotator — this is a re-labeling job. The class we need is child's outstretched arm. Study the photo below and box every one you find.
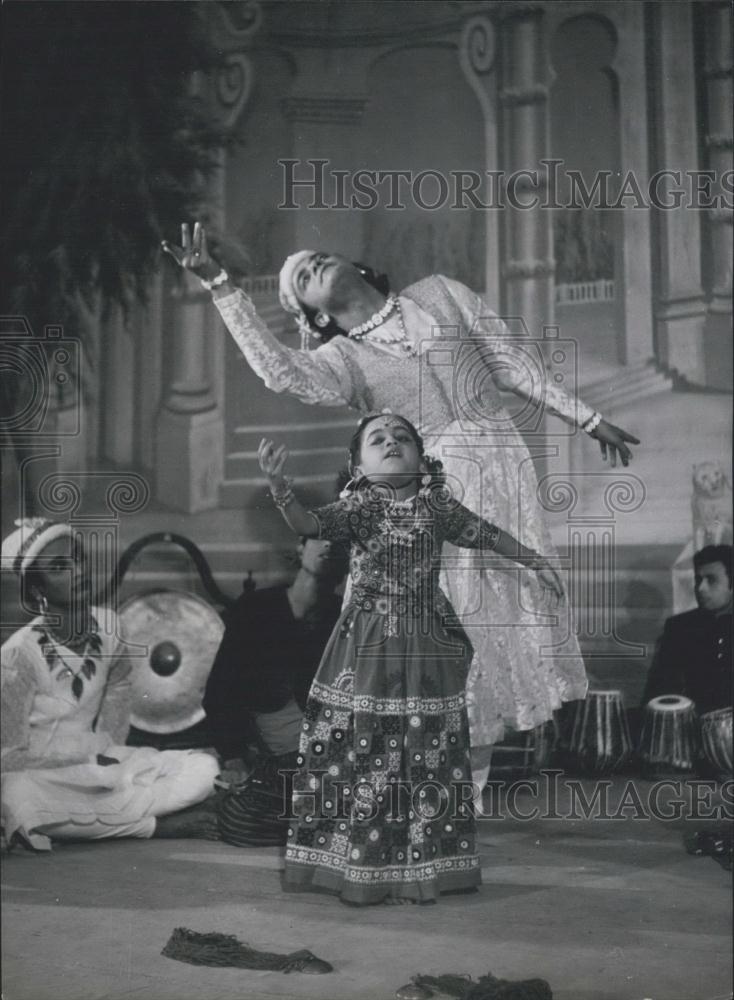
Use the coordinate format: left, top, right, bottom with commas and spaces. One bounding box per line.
489, 527, 564, 600
442, 502, 564, 600
258, 438, 319, 537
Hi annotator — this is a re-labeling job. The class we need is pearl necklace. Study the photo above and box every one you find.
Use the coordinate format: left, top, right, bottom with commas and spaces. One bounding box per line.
347, 296, 416, 356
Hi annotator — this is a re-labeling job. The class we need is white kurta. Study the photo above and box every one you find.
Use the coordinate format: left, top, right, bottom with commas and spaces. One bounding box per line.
215, 274, 590, 758
1, 609, 218, 850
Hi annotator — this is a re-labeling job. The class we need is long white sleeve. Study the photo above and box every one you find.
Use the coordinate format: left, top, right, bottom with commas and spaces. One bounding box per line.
213, 289, 354, 408
439, 276, 596, 429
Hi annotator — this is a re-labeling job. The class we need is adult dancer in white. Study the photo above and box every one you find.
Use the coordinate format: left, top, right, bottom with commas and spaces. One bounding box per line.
163, 224, 640, 799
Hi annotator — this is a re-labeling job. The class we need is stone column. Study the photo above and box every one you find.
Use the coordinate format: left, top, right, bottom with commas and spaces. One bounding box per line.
608, 2, 655, 365
155, 277, 224, 512
155, 2, 261, 513
280, 48, 372, 258
499, 3, 555, 335
459, 13, 501, 306
651, 0, 707, 381
702, 0, 733, 316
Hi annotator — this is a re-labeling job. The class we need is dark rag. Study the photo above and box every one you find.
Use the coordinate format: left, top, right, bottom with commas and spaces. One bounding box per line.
161, 928, 333, 974
411, 972, 553, 1000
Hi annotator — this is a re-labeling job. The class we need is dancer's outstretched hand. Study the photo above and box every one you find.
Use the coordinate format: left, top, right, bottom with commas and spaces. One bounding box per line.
161, 222, 221, 279
258, 438, 289, 482
591, 419, 640, 468
533, 559, 565, 602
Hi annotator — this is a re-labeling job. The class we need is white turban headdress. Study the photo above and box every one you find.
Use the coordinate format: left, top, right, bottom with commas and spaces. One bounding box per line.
278, 250, 317, 350
2, 518, 73, 576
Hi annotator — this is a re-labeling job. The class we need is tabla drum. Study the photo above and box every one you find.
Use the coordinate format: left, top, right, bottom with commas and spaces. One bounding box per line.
569, 690, 632, 774
119, 590, 224, 734
700, 707, 733, 777
638, 694, 698, 772
490, 722, 556, 778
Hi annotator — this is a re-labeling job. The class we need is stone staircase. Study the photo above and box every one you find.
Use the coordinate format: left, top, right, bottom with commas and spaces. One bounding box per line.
580, 359, 674, 411
220, 293, 355, 509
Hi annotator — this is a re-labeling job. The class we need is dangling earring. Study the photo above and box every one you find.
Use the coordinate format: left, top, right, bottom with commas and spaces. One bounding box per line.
33, 588, 49, 616
315, 312, 330, 329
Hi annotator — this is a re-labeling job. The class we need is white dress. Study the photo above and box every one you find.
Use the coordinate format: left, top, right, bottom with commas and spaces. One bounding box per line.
215, 274, 590, 760
1, 609, 218, 850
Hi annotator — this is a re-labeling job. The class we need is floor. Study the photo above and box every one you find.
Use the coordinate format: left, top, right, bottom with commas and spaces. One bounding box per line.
2, 777, 732, 1000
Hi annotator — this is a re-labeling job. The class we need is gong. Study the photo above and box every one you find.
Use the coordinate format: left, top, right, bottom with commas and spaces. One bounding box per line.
119, 590, 224, 734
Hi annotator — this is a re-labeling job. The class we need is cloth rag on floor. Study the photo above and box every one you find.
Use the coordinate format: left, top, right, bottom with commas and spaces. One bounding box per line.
405, 971, 552, 1000
161, 928, 333, 974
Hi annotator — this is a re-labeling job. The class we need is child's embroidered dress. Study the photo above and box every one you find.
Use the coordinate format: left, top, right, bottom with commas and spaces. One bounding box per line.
283, 487, 500, 904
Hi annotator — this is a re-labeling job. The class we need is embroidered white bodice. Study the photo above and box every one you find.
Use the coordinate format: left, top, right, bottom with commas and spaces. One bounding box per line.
214, 274, 595, 436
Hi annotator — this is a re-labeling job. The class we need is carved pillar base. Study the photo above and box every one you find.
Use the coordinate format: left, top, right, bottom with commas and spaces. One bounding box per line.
155, 407, 224, 513
655, 299, 707, 384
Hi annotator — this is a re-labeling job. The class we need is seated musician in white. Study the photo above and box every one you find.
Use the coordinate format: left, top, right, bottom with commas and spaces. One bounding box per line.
1, 519, 220, 851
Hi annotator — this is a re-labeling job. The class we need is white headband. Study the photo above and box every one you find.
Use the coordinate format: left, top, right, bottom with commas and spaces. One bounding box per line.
1, 518, 73, 576
278, 250, 317, 349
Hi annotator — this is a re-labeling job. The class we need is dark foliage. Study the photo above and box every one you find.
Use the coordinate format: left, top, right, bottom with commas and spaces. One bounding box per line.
0, 1, 232, 328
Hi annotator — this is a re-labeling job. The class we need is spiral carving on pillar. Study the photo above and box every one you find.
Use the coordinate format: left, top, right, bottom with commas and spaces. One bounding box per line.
216, 53, 253, 129
216, 0, 263, 40
462, 15, 496, 77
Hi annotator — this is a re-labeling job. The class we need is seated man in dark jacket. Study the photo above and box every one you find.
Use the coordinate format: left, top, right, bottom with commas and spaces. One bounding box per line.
204, 538, 347, 846
642, 545, 732, 713
204, 537, 347, 767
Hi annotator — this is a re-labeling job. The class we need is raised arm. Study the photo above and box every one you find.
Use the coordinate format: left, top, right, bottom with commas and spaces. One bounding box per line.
439, 275, 640, 467
162, 223, 353, 408
258, 438, 320, 538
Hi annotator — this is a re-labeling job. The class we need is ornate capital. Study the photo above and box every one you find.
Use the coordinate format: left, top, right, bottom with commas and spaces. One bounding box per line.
215, 52, 254, 128
499, 84, 548, 108
461, 14, 497, 77
281, 95, 369, 125
705, 133, 734, 151
503, 258, 555, 280
213, 0, 263, 44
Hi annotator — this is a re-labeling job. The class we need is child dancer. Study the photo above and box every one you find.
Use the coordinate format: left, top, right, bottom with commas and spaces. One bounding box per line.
258, 412, 563, 905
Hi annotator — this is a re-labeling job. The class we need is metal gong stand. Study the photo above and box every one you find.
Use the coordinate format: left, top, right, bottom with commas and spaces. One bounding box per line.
98, 532, 253, 750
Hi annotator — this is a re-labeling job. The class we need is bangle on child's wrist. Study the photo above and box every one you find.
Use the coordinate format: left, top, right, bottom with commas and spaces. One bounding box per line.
270, 476, 295, 508
200, 268, 229, 291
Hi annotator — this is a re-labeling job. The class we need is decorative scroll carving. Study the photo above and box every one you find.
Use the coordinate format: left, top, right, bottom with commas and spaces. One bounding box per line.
216, 52, 254, 128
503, 258, 556, 280
281, 96, 369, 125
499, 84, 549, 107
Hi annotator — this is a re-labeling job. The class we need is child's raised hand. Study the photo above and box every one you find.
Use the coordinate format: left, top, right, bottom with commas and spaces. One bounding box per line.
258, 438, 289, 481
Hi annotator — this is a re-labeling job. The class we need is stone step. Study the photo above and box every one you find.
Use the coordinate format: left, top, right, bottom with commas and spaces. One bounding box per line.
225, 444, 349, 483
220, 476, 340, 509
581, 362, 673, 410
